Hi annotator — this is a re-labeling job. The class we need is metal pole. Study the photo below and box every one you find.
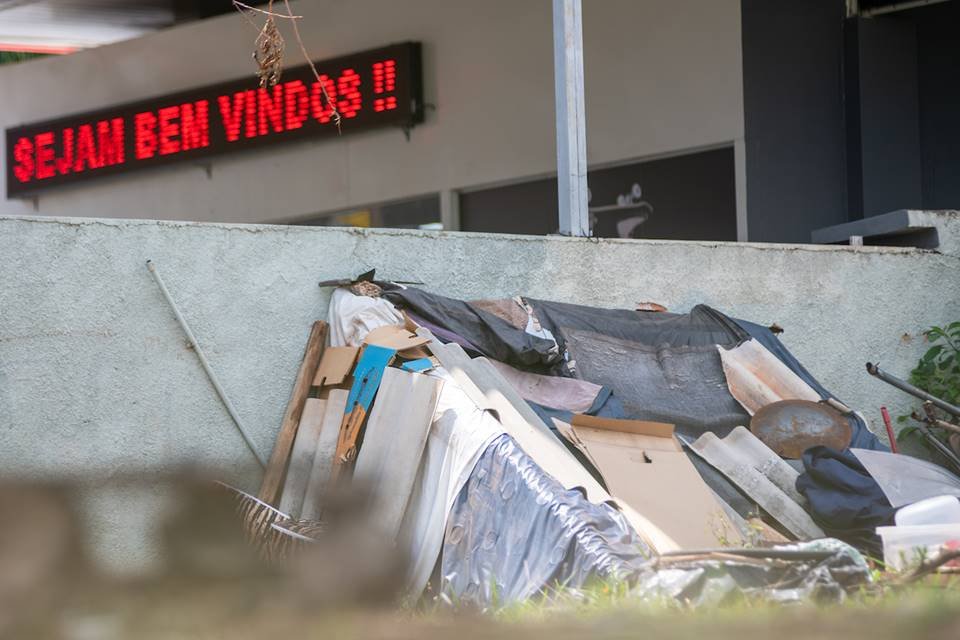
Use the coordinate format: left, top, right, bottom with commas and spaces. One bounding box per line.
553, 0, 590, 237
147, 260, 267, 468
866, 362, 960, 419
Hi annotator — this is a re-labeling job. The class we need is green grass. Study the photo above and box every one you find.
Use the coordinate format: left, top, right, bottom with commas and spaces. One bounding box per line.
9, 573, 960, 639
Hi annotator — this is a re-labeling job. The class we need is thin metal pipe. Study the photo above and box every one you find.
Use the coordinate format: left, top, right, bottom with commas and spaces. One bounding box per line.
147, 260, 266, 468
916, 422, 960, 475
922, 403, 960, 436
866, 362, 960, 418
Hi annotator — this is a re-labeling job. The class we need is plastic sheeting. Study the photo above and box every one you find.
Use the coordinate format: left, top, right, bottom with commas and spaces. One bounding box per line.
633, 539, 872, 606
852, 448, 960, 508
439, 433, 871, 607
441, 434, 652, 605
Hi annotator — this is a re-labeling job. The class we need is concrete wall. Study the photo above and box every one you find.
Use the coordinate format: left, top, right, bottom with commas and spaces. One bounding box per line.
0, 0, 745, 227
1, 213, 959, 572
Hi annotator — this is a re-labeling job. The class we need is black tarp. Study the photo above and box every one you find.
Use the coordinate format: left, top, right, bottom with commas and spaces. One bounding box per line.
526, 299, 752, 438
796, 446, 896, 556
377, 285, 898, 551
383, 287, 560, 369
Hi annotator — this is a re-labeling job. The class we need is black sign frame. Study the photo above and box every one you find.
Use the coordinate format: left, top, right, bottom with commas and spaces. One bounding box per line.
5, 42, 423, 197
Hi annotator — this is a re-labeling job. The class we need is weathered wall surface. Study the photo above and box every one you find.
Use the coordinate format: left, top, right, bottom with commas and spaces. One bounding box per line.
2, 214, 958, 572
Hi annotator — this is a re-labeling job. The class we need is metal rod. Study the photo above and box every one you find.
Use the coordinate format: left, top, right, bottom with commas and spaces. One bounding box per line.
922, 403, 960, 436
915, 421, 960, 475
147, 260, 267, 468
552, 0, 590, 237
866, 362, 960, 418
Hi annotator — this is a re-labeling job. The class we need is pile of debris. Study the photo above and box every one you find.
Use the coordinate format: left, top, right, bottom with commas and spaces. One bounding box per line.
216, 273, 960, 607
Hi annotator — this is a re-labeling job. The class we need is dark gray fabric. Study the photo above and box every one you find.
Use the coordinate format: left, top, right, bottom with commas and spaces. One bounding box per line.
383, 287, 559, 368
527, 299, 748, 350
563, 328, 751, 437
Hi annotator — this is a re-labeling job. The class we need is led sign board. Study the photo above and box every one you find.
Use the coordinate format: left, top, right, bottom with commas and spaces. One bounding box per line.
5, 42, 423, 197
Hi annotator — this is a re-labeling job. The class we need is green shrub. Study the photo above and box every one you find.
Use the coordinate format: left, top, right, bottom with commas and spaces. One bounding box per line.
897, 322, 960, 449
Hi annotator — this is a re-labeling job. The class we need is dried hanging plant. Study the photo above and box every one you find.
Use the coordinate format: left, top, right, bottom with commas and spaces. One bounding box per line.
254, 9, 284, 88
233, 0, 341, 128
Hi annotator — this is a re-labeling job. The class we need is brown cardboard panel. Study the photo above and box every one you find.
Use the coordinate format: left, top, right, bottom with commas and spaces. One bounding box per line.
574, 425, 679, 453
571, 414, 676, 440
583, 440, 742, 549
363, 325, 432, 351
313, 346, 360, 387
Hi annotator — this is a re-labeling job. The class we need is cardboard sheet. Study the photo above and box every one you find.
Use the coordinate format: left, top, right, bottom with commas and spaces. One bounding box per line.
571, 415, 742, 549
363, 325, 432, 351
312, 346, 359, 387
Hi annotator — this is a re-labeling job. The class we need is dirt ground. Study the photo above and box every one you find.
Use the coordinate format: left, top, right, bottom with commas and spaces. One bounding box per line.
6, 577, 959, 640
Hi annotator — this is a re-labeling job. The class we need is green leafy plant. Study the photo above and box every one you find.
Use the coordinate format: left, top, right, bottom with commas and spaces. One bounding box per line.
897, 322, 960, 448
911, 323, 960, 406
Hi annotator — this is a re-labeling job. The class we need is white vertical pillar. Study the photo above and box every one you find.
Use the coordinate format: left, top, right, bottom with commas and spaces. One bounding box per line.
553, 0, 590, 236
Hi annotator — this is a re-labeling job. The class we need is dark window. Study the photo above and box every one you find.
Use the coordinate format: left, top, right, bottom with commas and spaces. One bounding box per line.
459, 147, 737, 240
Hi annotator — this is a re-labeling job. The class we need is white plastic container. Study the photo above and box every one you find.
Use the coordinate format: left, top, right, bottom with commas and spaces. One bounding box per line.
877, 524, 960, 571
895, 495, 960, 526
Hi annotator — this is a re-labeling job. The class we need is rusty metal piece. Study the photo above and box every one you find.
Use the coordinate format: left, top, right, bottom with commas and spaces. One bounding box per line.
922, 402, 960, 436
750, 400, 852, 459
635, 301, 667, 312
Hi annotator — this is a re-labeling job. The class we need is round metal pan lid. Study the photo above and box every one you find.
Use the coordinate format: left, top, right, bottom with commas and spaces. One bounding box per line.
750, 399, 852, 459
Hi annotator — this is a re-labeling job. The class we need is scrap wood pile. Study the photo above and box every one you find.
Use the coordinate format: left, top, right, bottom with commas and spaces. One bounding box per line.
224, 274, 960, 607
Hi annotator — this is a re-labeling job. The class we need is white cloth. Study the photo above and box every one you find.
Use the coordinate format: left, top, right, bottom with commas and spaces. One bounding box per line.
327, 288, 404, 347
397, 369, 505, 598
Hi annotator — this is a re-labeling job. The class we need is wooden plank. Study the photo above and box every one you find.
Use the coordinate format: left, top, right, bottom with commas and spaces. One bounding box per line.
352, 368, 443, 542
328, 344, 395, 490
278, 397, 327, 518
690, 431, 825, 540
300, 389, 349, 521
258, 321, 328, 506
